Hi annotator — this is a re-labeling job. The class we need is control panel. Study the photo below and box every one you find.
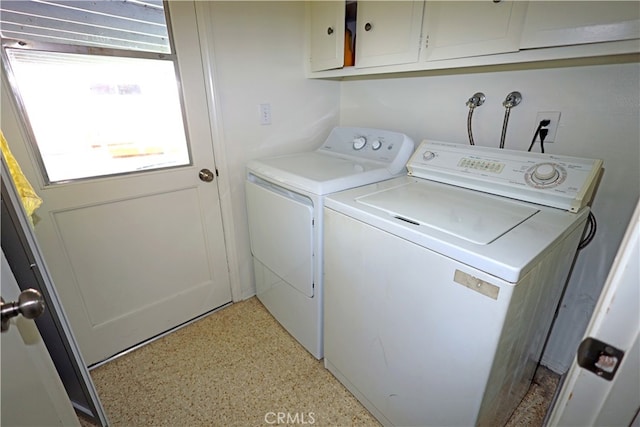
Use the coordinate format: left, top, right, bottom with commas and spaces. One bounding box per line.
407, 140, 603, 212
319, 127, 415, 174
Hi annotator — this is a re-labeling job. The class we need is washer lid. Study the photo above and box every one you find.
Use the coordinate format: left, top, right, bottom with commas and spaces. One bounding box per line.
247, 151, 397, 195
356, 181, 539, 245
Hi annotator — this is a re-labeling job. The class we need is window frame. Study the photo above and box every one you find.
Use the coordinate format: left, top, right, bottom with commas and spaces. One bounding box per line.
0, 3, 194, 186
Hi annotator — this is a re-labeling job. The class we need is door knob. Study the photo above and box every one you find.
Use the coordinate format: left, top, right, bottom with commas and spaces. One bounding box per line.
199, 168, 215, 182
1, 289, 45, 332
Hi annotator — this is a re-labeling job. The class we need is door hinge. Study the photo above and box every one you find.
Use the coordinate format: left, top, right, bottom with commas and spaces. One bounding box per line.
577, 337, 625, 381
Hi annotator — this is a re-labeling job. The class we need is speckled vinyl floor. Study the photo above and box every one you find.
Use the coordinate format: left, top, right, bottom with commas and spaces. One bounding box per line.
81, 297, 559, 427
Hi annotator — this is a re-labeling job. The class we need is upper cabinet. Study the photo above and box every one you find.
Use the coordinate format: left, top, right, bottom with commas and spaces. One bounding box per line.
309, 1, 423, 71
520, 1, 640, 48
354, 1, 424, 68
420, 1, 527, 61
307, 1, 640, 78
309, 2, 346, 72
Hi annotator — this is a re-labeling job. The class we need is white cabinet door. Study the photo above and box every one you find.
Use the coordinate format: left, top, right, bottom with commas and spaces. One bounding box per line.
421, 1, 527, 61
521, 1, 640, 49
355, 1, 424, 68
309, 1, 346, 71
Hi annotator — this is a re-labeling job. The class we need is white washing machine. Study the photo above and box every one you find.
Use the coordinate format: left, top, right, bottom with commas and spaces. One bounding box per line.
323, 140, 603, 426
245, 127, 414, 359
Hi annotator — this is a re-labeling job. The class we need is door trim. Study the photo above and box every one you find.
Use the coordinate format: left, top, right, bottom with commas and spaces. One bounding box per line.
193, 1, 243, 301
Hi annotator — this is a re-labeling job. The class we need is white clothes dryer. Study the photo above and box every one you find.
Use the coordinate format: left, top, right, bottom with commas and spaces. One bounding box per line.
245, 127, 414, 359
323, 140, 603, 426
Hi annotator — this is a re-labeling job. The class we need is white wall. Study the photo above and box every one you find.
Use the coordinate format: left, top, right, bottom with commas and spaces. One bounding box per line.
338, 60, 640, 372
201, 2, 340, 298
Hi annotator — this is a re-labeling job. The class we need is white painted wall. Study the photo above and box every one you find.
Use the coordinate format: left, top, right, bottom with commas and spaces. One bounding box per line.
338, 60, 640, 372
200, 2, 340, 298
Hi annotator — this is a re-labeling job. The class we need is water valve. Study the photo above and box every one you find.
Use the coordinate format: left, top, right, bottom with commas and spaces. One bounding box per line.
466, 92, 486, 109
503, 91, 522, 108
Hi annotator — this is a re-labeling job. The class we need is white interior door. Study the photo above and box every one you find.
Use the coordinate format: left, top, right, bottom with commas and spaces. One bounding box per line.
1, 250, 80, 427
1, 2, 232, 365
547, 201, 640, 426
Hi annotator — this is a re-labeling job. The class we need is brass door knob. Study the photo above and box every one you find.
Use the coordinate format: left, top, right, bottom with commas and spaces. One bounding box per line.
199, 168, 215, 182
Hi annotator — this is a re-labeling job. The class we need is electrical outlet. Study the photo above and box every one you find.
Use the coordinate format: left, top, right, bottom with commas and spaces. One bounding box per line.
534, 111, 561, 143
259, 103, 272, 125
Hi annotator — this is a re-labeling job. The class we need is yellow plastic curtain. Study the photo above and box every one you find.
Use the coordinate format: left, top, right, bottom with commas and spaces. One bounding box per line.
1, 129, 42, 222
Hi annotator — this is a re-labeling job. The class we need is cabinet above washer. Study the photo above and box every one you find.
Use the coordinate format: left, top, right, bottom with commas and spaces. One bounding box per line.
520, 1, 640, 49
354, 1, 424, 68
308, 1, 423, 72
308, 1, 345, 72
420, 1, 527, 62
306, 1, 640, 78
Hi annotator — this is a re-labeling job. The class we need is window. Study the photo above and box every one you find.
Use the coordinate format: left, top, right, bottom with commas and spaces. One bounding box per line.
1, 0, 191, 183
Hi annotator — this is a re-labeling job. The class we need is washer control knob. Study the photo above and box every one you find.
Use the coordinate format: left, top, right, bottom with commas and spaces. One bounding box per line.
371, 139, 382, 150
423, 151, 436, 161
352, 137, 367, 150
533, 163, 558, 181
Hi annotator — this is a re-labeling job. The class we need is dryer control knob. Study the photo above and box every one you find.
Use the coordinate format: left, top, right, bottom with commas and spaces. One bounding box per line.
423, 151, 436, 161
371, 139, 382, 150
352, 137, 367, 150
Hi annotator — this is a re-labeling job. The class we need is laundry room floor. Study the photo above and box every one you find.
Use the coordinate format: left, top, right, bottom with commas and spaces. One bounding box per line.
80, 297, 559, 427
